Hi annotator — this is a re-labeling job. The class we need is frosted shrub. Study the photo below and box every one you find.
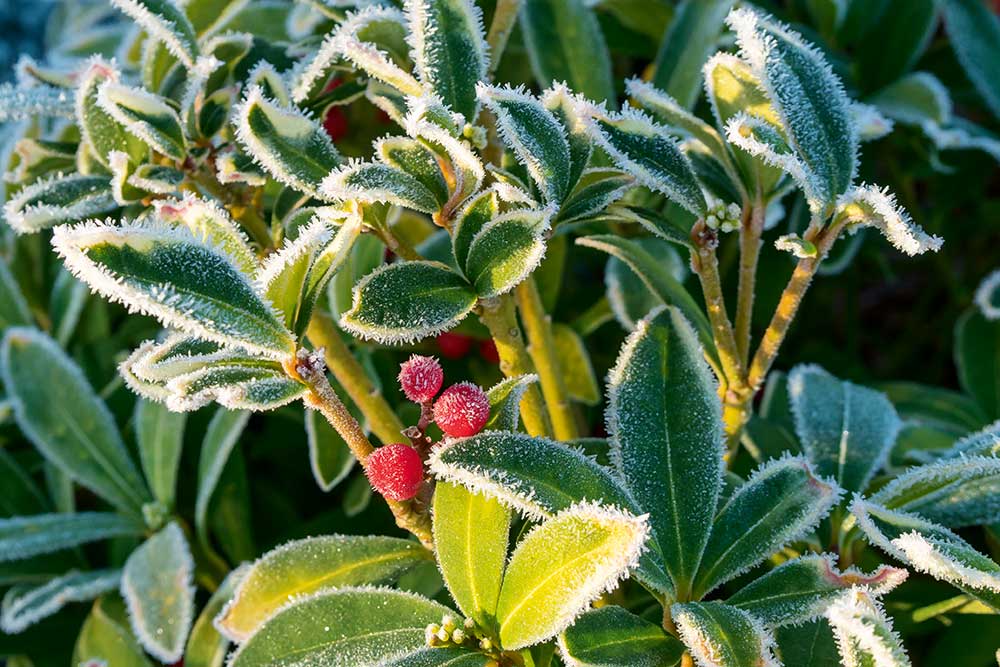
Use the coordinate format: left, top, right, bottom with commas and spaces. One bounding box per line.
0, 0, 998, 665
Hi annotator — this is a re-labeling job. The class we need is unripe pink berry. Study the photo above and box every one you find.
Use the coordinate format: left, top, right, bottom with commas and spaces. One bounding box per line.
398, 355, 444, 404
366, 444, 424, 501
433, 382, 490, 437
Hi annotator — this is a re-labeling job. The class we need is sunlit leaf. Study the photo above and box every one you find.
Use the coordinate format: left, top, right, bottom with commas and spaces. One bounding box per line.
464, 208, 550, 298
825, 587, 911, 667
97, 82, 187, 160
836, 185, 942, 256
558, 605, 685, 667
672, 601, 779, 667
153, 194, 257, 274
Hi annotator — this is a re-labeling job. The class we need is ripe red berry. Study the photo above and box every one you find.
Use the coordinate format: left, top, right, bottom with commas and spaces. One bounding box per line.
323, 106, 348, 141
433, 382, 490, 438
479, 339, 500, 364
398, 355, 444, 404
437, 332, 473, 359
366, 444, 424, 501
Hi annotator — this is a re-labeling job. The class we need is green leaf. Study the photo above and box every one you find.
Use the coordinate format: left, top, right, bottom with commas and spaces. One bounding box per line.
217, 534, 431, 642
377, 137, 450, 208
825, 588, 911, 667
672, 601, 779, 667
452, 189, 499, 273
853, 0, 937, 94
432, 481, 511, 632
229, 587, 452, 667
1, 569, 120, 634
97, 83, 187, 160
943, 0, 1000, 121
153, 194, 257, 274
557, 169, 635, 224
553, 323, 599, 405
788, 364, 902, 494
3, 173, 117, 234
322, 161, 441, 214
73, 597, 152, 667
341, 261, 478, 344
955, 308, 1000, 419
134, 399, 185, 509
1, 327, 150, 514
234, 86, 341, 198
542, 83, 594, 192
464, 209, 550, 298
109, 0, 200, 68
0, 513, 143, 562
692, 456, 841, 598
603, 235, 686, 331
869, 72, 952, 127
485, 374, 538, 431
651, 0, 734, 110
0, 450, 47, 517
381, 648, 493, 666
408, 0, 488, 121
835, 185, 942, 256
606, 306, 723, 597
185, 565, 248, 667
496, 503, 649, 650
75, 59, 146, 168
558, 605, 685, 667
195, 408, 250, 557
727, 554, 907, 627
52, 220, 296, 359
934, 420, 1000, 459
774, 620, 840, 667
520, 0, 616, 105
305, 409, 356, 492
0, 260, 32, 328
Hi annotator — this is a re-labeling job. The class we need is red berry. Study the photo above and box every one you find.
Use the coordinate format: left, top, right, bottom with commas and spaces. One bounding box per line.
367, 444, 424, 501
398, 355, 444, 404
479, 339, 499, 364
323, 106, 348, 141
437, 332, 473, 359
433, 382, 490, 438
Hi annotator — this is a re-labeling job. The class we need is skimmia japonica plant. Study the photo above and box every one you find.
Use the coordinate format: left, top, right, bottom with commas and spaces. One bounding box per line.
0, 0, 998, 665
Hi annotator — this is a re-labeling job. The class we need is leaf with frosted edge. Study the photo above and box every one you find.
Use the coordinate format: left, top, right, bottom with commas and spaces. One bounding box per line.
557, 605, 685, 667
3, 173, 117, 234
485, 374, 538, 431
557, 169, 635, 224
826, 588, 911, 667
0, 513, 143, 562
377, 137, 450, 207
851, 103, 894, 142
937, 420, 1000, 459
121, 522, 195, 663
131, 163, 185, 194
727, 554, 907, 627
404, 95, 485, 202
1, 327, 150, 514
135, 399, 185, 509
651, 0, 734, 110
581, 104, 706, 217
1, 568, 120, 634
788, 364, 902, 494
603, 204, 694, 250
258, 220, 333, 329
870, 72, 952, 127
229, 587, 452, 667
464, 209, 550, 298
607, 306, 723, 596
97, 82, 187, 160
836, 185, 942, 256
294, 212, 363, 336
433, 481, 510, 631
408, 0, 488, 121
321, 161, 441, 214
672, 601, 779, 667
942, 0, 1000, 121
850, 498, 1000, 603
724, 111, 816, 199
74, 596, 153, 667
216, 535, 431, 642
153, 195, 257, 274
234, 86, 342, 198
164, 364, 306, 412
186, 565, 247, 667
381, 648, 493, 666
52, 220, 296, 359
109, 0, 198, 68
975, 270, 1000, 321
919, 116, 999, 165
341, 261, 477, 344
195, 408, 249, 557
495, 502, 648, 650
477, 83, 572, 205
542, 83, 593, 192
554, 323, 599, 405
305, 409, 356, 492
75, 58, 146, 168
692, 456, 841, 598
124, 333, 271, 386
452, 188, 499, 272
727, 7, 857, 211
605, 237, 686, 332
0, 83, 74, 121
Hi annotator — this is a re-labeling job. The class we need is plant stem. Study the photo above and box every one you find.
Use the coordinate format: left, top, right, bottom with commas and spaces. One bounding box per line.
515, 278, 578, 441
734, 197, 764, 368
486, 0, 523, 74
691, 222, 744, 386
478, 294, 553, 438
306, 310, 407, 446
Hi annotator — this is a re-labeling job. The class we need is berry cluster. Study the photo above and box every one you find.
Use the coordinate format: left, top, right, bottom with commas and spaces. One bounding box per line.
365, 355, 491, 502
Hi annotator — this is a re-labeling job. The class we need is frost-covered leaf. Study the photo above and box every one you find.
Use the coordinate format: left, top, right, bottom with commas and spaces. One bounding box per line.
321, 161, 440, 214
604, 237, 685, 332
109, 0, 199, 68
692, 456, 841, 598
975, 270, 1000, 321
408, 0, 488, 121
934, 420, 1000, 459
185, 565, 247, 667
123, 334, 270, 390
825, 588, 911, 667
229, 587, 452, 667
381, 648, 493, 666
557, 605, 685, 667
496, 503, 648, 650
52, 220, 296, 359
0, 83, 74, 121
452, 188, 498, 273
553, 323, 599, 405
164, 363, 306, 412
477, 83, 572, 205
672, 601, 779, 667
1, 327, 150, 514
3, 173, 117, 234
121, 522, 195, 663
774, 620, 840, 667
195, 408, 249, 557
217, 535, 431, 642
98, 83, 187, 160
727, 554, 907, 627
942, 0, 1000, 121
851, 103, 894, 142
651, 0, 734, 110
520, 0, 615, 105
557, 169, 635, 224
135, 399, 185, 509
542, 83, 593, 192
581, 105, 706, 217
464, 208, 550, 298
305, 409, 356, 492
377, 137, 450, 207
869, 457, 1000, 528
403, 94, 485, 201
836, 185, 942, 256
432, 481, 510, 631
1, 568, 120, 634
870, 72, 952, 127
774, 233, 817, 259
607, 306, 723, 597
73, 596, 152, 667
725, 112, 815, 203
485, 374, 538, 432
341, 261, 477, 344
788, 364, 902, 494
216, 149, 267, 187
153, 194, 257, 275
627, 78, 729, 166
728, 7, 857, 211
75, 59, 145, 168
234, 86, 342, 198
0, 513, 142, 562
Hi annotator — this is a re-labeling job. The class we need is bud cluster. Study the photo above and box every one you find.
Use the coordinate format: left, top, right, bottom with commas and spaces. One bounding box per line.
425, 615, 501, 662
704, 196, 743, 233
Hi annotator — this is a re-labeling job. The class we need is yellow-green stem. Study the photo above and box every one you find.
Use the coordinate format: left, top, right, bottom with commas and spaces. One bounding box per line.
734, 198, 765, 368
515, 278, 578, 441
